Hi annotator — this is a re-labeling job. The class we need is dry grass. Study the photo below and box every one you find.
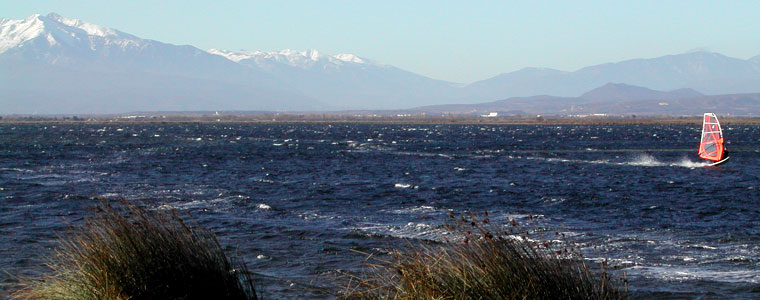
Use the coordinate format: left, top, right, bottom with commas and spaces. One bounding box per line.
11, 199, 258, 300
343, 212, 627, 300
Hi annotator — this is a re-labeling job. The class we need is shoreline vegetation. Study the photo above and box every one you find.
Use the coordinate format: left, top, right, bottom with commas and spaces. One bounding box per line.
10, 201, 628, 300
11, 200, 258, 300
2, 113, 760, 125
343, 212, 628, 300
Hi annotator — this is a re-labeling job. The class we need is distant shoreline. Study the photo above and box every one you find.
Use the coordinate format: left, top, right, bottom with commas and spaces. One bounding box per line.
2, 114, 760, 125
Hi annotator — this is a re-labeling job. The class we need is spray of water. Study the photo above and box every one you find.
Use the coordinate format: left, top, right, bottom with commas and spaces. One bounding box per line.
523, 152, 714, 168
671, 157, 711, 168
626, 154, 713, 168
628, 153, 666, 166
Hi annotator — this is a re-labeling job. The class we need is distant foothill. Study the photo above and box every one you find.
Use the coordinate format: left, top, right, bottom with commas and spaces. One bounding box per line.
1, 13, 759, 115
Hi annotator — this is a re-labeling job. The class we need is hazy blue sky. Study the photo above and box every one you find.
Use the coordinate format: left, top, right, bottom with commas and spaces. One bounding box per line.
2, 1, 759, 83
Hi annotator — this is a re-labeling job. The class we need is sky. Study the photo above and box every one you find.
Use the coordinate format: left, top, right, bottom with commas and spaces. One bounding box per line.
2, 1, 759, 83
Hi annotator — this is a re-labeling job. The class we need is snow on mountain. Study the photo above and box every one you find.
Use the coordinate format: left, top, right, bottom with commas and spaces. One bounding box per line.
0, 13, 321, 114
1, 13, 280, 83
333, 53, 365, 63
0, 14, 46, 53
208, 48, 372, 69
207, 48, 259, 62
2, 13, 760, 114
0, 13, 147, 60
208, 48, 466, 109
46, 13, 120, 38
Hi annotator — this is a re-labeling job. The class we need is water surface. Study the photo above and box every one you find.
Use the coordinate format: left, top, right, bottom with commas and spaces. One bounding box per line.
1, 124, 758, 299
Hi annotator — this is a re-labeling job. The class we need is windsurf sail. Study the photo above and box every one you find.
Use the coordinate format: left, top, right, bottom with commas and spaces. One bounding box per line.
698, 113, 725, 161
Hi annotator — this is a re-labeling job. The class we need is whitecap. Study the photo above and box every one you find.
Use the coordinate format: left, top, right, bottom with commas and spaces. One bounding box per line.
387, 205, 441, 214
628, 266, 760, 283
356, 221, 448, 241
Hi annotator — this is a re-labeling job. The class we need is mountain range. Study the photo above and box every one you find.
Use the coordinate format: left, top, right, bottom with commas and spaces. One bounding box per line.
206, 48, 465, 109
2, 13, 760, 115
411, 83, 760, 116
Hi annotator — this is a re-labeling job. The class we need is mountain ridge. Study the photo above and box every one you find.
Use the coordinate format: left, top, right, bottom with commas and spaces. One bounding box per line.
465, 51, 760, 98
413, 83, 760, 116
2, 13, 760, 114
0, 13, 323, 114
205, 47, 465, 110
579, 83, 703, 102
208, 48, 373, 66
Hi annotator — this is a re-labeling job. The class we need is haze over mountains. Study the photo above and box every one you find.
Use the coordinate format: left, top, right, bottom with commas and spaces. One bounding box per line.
206, 48, 465, 110
2, 13, 760, 115
413, 83, 760, 116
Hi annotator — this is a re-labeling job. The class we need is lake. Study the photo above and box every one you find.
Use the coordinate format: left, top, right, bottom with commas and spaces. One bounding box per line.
1, 123, 758, 299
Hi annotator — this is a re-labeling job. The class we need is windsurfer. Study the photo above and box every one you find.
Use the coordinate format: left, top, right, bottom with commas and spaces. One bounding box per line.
698, 113, 729, 165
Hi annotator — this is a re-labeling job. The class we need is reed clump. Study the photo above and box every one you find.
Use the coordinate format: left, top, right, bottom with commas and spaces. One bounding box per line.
12, 200, 258, 300
343, 212, 627, 300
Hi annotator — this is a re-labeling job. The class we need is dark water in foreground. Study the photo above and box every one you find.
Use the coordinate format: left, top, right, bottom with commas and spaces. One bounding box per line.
1, 123, 758, 299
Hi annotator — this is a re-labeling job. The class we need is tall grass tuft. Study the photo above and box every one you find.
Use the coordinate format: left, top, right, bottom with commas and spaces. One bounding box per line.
12, 199, 258, 300
343, 212, 627, 300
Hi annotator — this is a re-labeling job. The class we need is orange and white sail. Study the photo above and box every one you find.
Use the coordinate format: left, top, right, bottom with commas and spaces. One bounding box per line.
698, 113, 725, 161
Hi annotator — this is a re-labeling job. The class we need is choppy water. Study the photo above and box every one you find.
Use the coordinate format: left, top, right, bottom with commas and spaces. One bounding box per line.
1, 123, 758, 299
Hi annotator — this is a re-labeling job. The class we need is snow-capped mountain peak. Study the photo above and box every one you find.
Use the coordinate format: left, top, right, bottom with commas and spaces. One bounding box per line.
0, 14, 46, 53
304, 49, 321, 60
0, 13, 144, 55
207, 48, 260, 62
333, 53, 364, 63
46, 12, 118, 38
208, 48, 373, 69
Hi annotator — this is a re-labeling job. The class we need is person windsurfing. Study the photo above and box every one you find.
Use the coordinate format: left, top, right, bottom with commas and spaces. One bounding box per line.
698, 113, 729, 165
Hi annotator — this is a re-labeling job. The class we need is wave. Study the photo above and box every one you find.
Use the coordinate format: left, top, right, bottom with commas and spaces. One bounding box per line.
394, 183, 418, 189
385, 205, 444, 215
355, 222, 450, 241
0, 167, 34, 173
337, 139, 718, 170
628, 266, 760, 284
521, 153, 714, 168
